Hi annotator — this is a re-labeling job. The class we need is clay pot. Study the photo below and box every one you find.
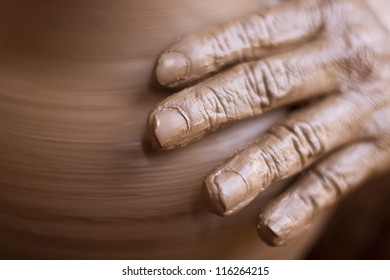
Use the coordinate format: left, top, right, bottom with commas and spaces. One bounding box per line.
0, 0, 328, 259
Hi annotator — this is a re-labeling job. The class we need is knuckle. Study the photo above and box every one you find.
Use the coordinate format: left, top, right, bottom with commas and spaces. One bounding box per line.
212, 12, 277, 62
233, 14, 267, 59
193, 63, 279, 127
345, 48, 377, 81
206, 14, 265, 66
257, 147, 284, 186
240, 63, 269, 111
248, 59, 293, 110
311, 167, 345, 206
293, 168, 343, 216
194, 84, 232, 130
243, 13, 273, 50
193, 85, 218, 130
206, 30, 230, 67
295, 190, 318, 214
271, 121, 325, 167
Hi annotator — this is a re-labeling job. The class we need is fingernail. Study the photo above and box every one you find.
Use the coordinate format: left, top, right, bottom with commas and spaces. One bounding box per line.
151, 108, 188, 150
203, 171, 249, 216
156, 52, 188, 87
257, 214, 293, 246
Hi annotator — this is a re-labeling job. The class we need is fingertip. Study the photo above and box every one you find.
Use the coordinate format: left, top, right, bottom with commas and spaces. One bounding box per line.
202, 178, 228, 216
156, 52, 189, 87
146, 107, 188, 150
146, 111, 163, 150
203, 170, 256, 216
257, 218, 287, 247
257, 203, 300, 246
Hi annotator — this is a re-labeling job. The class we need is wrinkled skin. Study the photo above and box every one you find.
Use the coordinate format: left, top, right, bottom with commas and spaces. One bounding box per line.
146, 0, 390, 246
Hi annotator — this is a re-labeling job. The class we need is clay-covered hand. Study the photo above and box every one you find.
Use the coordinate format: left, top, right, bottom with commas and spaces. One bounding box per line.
146, 0, 390, 246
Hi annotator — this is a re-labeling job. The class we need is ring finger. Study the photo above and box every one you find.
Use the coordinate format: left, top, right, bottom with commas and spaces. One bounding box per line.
202, 93, 369, 216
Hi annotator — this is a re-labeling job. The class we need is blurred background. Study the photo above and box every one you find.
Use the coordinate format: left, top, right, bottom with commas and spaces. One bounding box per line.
306, 173, 390, 259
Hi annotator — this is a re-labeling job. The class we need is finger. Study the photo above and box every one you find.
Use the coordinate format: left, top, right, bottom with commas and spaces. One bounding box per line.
148, 44, 342, 150
202, 95, 368, 216
257, 142, 386, 246
155, 0, 325, 87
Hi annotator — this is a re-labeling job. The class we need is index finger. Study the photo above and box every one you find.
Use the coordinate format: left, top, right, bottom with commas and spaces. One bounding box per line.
155, 0, 325, 87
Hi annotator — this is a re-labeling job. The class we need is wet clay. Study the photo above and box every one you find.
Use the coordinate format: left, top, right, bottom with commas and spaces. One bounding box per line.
0, 0, 354, 259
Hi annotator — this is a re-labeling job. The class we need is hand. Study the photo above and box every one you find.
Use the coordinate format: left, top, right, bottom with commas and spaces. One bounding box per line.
146, 0, 390, 246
